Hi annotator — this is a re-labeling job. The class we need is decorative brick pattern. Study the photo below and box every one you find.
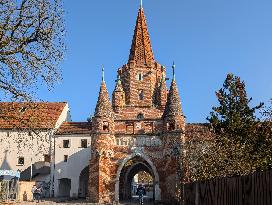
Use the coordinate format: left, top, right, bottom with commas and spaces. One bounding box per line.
88, 7, 186, 205
128, 8, 154, 66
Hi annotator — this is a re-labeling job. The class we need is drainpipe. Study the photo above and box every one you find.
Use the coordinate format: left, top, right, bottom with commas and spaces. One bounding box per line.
49, 129, 56, 197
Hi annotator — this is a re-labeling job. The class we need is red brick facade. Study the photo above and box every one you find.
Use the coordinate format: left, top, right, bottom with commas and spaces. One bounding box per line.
89, 6, 185, 204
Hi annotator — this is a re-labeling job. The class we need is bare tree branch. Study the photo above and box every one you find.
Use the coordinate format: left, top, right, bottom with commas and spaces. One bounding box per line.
0, 0, 65, 101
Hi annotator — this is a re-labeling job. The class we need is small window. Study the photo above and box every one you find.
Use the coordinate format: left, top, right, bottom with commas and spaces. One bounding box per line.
64, 155, 68, 162
138, 90, 144, 100
137, 73, 143, 81
103, 121, 109, 132
81, 139, 88, 148
63, 140, 70, 148
18, 157, 24, 165
137, 113, 144, 120
44, 154, 51, 163
167, 123, 175, 131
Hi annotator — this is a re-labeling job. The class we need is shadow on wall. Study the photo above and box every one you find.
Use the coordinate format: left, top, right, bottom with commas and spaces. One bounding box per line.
1, 145, 91, 200
54, 146, 91, 199
0, 150, 12, 170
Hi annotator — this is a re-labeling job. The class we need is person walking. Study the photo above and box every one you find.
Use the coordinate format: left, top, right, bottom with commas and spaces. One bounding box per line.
31, 185, 37, 202
35, 186, 43, 203
136, 184, 146, 205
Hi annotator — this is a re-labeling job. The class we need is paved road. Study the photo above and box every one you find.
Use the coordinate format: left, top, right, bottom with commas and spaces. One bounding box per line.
9, 199, 155, 205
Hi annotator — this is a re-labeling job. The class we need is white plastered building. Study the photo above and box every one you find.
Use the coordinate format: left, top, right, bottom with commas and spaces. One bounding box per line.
0, 102, 92, 198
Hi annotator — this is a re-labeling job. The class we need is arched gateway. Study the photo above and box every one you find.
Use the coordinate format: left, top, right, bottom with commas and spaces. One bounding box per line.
88, 4, 185, 205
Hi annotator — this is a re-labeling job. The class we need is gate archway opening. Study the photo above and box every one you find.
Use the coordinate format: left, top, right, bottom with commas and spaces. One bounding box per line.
78, 166, 89, 198
117, 155, 158, 203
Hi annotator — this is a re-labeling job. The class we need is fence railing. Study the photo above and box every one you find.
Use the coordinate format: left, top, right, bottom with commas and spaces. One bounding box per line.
184, 169, 272, 205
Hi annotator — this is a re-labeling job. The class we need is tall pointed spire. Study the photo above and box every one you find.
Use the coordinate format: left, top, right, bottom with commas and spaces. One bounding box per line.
94, 81, 114, 118
163, 79, 183, 118
163, 77, 185, 132
128, 6, 155, 65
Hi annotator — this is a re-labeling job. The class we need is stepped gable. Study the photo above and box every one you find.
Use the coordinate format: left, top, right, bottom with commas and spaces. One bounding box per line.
163, 79, 183, 118
0, 102, 66, 129
94, 81, 114, 118
56, 122, 91, 135
128, 7, 155, 65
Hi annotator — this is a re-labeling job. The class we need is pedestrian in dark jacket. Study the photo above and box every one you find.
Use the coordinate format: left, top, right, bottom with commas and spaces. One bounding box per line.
35, 186, 43, 203
136, 184, 146, 205
31, 185, 37, 202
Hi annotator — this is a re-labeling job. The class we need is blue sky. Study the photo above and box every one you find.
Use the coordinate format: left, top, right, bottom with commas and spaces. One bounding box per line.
38, 0, 272, 122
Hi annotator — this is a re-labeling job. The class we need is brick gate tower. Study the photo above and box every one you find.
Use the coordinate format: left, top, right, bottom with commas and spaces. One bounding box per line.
89, 4, 185, 204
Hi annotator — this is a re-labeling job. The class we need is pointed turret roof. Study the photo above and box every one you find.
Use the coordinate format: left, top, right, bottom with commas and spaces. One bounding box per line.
114, 75, 124, 92
163, 79, 183, 118
94, 81, 114, 118
128, 7, 155, 65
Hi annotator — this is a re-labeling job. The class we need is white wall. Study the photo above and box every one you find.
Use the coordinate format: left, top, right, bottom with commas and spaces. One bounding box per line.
53, 134, 91, 198
0, 130, 51, 177
0, 103, 69, 185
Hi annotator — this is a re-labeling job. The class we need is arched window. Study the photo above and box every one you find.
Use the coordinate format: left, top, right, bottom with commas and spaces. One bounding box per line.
137, 113, 144, 120
138, 90, 144, 100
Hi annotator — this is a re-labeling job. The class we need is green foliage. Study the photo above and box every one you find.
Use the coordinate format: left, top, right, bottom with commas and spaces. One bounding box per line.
207, 73, 263, 143
185, 74, 272, 182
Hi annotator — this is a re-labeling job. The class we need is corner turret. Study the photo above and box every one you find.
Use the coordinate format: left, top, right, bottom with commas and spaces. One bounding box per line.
163, 63, 185, 132
112, 73, 125, 112
92, 67, 115, 134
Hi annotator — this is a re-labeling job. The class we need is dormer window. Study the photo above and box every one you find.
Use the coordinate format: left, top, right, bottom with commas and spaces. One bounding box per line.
137, 72, 143, 81
138, 90, 144, 100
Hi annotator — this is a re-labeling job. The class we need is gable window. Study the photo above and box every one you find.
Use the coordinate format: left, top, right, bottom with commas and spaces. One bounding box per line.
138, 90, 144, 100
63, 140, 70, 148
137, 72, 143, 81
18, 157, 24, 165
81, 139, 88, 148
64, 155, 68, 162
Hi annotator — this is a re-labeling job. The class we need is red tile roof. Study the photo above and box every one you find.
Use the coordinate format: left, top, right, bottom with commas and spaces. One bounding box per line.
0, 102, 67, 129
56, 122, 91, 135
